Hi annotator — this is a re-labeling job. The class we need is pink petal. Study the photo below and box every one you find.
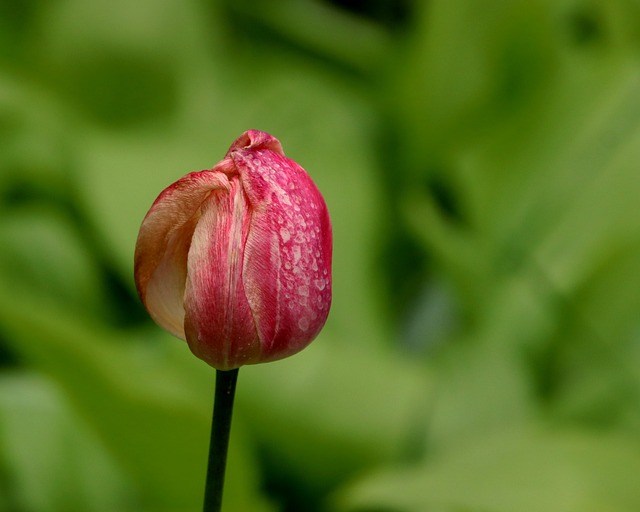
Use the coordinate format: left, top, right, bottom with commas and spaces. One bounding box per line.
226, 129, 284, 157
230, 134, 332, 363
183, 176, 260, 369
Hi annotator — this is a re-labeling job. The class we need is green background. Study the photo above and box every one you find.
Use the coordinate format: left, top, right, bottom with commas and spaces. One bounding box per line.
2, 0, 640, 510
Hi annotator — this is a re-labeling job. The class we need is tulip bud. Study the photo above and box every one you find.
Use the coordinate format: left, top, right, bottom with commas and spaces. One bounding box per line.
134, 130, 332, 370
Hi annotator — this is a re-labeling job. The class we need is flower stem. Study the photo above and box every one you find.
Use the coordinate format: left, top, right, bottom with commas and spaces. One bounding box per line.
203, 368, 239, 512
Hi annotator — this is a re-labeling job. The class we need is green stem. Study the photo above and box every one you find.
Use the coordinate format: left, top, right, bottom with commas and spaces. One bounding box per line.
203, 368, 239, 512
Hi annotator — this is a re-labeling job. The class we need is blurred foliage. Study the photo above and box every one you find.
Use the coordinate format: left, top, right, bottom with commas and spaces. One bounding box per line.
1, 0, 640, 510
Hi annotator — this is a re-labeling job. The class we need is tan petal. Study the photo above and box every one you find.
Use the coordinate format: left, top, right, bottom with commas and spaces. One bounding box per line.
134, 169, 230, 339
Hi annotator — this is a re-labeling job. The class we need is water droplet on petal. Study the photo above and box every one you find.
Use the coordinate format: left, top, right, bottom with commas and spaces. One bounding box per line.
280, 227, 291, 243
292, 246, 301, 264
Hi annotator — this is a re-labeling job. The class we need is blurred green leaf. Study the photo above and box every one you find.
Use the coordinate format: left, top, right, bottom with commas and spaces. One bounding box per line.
337, 427, 640, 512
0, 73, 72, 199
0, 372, 133, 512
0, 206, 106, 317
221, 0, 393, 76
239, 341, 431, 495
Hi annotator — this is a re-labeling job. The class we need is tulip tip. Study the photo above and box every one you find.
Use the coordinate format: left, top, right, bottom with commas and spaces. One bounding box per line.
227, 129, 285, 157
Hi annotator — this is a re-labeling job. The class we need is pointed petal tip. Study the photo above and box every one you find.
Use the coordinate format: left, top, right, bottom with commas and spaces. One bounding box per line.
227, 130, 285, 157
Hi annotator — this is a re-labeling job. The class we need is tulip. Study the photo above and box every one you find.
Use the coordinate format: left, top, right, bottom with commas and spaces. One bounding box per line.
134, 130, 332, 370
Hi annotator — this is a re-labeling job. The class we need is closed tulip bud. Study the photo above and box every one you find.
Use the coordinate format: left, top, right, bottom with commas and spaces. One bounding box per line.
134, 130, 332, 370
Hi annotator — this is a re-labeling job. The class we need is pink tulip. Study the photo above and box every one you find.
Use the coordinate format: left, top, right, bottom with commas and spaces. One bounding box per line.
134, 130, 332, 370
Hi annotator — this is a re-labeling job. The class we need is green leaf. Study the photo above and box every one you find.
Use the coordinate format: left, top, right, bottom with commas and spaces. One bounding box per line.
0, 372, 132, 512
337, 427, 640, 512
0, 206, 106, 317
238, 341, 431, 493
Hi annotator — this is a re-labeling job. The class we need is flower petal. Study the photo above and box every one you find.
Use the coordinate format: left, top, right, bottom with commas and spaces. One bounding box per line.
183, 176, 259, 369
134, 170, 230, 339
232, 141, 332, 363
225, 129, 284, 157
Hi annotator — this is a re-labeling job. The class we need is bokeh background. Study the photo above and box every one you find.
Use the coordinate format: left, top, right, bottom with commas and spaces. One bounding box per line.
2, 0, 640, 510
